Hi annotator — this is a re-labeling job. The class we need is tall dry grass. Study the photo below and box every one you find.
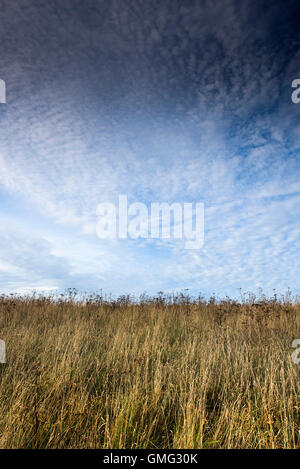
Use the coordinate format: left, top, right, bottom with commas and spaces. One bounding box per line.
0, 291, 299, 448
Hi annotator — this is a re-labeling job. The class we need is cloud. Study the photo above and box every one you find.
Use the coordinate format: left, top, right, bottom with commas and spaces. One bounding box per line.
0, 0, 299, 296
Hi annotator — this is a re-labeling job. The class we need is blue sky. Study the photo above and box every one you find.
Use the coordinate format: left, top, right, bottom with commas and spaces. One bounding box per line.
0, 0, 300, 298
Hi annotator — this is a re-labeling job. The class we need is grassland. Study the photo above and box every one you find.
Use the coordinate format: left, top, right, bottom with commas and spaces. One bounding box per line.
0, 291, 299, 449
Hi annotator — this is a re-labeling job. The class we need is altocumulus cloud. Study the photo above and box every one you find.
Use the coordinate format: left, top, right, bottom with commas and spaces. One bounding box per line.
0, 0, 299, 297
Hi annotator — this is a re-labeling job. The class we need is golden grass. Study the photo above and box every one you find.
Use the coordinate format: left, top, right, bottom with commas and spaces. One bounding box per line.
0, 292, 299, 448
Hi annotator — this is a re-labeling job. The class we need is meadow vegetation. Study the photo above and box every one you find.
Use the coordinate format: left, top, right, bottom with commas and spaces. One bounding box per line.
0, 290, 299, 448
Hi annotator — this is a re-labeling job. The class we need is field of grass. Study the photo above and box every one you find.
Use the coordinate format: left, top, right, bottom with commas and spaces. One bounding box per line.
0, 291, 299, 449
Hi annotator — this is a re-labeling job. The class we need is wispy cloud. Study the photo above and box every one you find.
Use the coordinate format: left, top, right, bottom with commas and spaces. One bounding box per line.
0, 0, 299, 296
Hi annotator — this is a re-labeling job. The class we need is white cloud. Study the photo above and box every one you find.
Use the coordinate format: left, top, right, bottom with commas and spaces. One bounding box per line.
0, 0, 299, 297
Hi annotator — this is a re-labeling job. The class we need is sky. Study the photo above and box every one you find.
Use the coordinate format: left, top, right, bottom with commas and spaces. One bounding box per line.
0, 0, 300, 299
